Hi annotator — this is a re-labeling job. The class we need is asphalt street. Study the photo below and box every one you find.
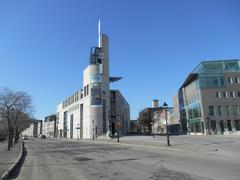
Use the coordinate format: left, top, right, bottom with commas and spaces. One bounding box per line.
9, 136, 240, 180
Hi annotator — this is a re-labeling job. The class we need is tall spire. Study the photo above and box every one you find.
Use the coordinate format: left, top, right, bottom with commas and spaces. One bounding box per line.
98, 18, 101, 47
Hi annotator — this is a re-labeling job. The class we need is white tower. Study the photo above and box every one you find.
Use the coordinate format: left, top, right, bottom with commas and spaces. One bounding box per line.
98, 18, 101, 48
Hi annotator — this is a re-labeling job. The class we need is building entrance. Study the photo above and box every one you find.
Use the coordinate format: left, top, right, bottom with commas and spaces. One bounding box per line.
112, 123, 116, 136
220, 120, 224, 134
227, 120, 232, 132
210, 120, 217, 134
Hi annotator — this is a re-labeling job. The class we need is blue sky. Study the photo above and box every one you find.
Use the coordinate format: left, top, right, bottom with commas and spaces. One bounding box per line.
0, 0, 240, 120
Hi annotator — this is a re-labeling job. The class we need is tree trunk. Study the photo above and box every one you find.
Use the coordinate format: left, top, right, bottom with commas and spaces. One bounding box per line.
7, 119, 11, 151
14, 128, 19, 144
8, 128, 11, 151
10, 128, 14, 147
148, 124, 152, 134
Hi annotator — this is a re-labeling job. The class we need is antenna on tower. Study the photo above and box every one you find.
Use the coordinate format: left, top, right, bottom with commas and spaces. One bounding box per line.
98, 18, 101, 47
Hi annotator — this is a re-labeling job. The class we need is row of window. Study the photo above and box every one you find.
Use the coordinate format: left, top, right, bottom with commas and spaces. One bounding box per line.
209, 105, 240, 116
62, 90, 84, 108
207, 119, 240, 131
227, 77, 240, 84
216, 91, 240, 98
62, 84, 91, 109
186, 93, 200, 105
83, 84, 89, 97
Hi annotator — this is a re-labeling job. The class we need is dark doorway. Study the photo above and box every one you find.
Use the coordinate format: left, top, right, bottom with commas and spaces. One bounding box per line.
210, 120, 217, 133
112, 123, 116, 135
60, 129, 63, 138
235, 120, 240, 131
227, 120, 232, 131
201, 122, 205, 134
220, 120, 225, 134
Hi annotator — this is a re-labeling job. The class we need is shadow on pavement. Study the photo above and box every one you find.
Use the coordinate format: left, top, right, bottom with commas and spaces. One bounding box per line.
8, 142, 28, 179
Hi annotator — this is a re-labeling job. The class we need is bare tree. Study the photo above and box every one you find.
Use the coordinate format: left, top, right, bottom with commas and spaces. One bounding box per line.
138, 108, 153, 133
0, 88, 33, 150
13, 112, 32, 144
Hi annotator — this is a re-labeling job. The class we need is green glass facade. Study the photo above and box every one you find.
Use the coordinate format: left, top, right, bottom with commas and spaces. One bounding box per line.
178, 59, 240, 134
193, 60, 240, 74
187, 101, 202, 133
194, 60, 240, 89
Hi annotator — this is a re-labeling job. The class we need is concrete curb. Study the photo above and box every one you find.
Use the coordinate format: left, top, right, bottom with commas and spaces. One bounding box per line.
1, 139, 24, 180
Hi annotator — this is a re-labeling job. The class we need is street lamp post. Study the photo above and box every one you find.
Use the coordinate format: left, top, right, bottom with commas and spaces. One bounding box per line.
77, 123, 80, 140
95, 126, 97, 139
162, 102, 170, 146
151, 121, 155, 138
117, 128, 120, 142
116, 115, 120, 142
92, 120, 95, 141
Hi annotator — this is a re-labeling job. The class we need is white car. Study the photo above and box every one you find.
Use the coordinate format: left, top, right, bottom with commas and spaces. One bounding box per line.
22, 135, 29, 140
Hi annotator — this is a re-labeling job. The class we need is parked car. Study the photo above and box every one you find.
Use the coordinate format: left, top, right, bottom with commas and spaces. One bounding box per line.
22, 135, 29, 140
39, 135, 46, 139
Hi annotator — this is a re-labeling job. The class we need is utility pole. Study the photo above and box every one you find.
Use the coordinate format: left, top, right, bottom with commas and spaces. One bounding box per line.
166, 110, 170, 146
116, 115, 120, 142
117, 128, 120, 142
92, 120, 95, 141
162, 102, 170, 146
95, 126, 97, 139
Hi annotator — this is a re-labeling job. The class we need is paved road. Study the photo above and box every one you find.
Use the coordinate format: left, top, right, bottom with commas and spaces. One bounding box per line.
10, 136, 240, 180
113, 135, 240, 157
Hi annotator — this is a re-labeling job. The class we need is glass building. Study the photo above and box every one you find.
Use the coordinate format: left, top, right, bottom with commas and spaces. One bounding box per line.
178, 59, 240, 135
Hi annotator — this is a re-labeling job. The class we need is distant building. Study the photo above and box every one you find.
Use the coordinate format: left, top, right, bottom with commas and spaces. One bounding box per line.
22, 119, 40, 137
130, 120, 139, 133
42, 114, 57, 138
152, 107, 174, 134
110, 90, 130, 136
138, 100, 176, 134
37, 120, 42, 137
171, 94, 180, 125
152, 99, 159, 108
139, 107, 161, 133
175, 59, 240, 135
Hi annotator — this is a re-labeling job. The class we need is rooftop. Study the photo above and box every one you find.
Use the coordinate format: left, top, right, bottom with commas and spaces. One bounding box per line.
192, 59, 240, 74
180, 59, 240, 89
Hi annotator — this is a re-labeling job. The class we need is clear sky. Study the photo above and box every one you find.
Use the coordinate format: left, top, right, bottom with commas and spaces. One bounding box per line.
0, 0, 240, 120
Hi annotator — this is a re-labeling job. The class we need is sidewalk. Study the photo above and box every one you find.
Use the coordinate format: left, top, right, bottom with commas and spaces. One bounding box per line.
0, 141, 21, 178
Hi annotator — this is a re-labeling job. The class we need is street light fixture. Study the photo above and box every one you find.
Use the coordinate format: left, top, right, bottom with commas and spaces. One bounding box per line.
162, 102, 170, 146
